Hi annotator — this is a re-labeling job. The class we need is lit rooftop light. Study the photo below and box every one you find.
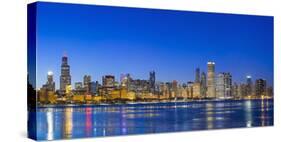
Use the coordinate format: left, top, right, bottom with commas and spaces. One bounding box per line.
207, 61, 215, 65
48, 71, 53, 76
246, 75, 251, 79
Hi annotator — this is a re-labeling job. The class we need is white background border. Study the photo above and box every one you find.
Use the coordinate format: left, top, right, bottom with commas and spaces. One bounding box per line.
0, 0, 280, 141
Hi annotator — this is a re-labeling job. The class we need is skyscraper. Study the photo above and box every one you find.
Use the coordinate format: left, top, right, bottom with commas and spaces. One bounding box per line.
102, 75, 115, 88
224, 72, 232, 98
149, 71, 156, 93
187, 81, 194, 98
267, 87, 273, 97
207, 62, 216, 98
246, 75, 253, 96
193, 82, 201, 99
102, 75, 115, 95
255, 79, 267, 97
193, 66, 201, 99
172, 80, 178, 98
74, 82, 83, 90
239, 84, 247, 98
166, 82, 172, 99
216, 73, 225, 99
195, 68, 200, 83
90, 81, 99, 95
232, 83, 239, 98
200, 72, 207, 98
216, 72, 232, 99
42, 71, 55, 91
83, 75, 91, 92
121, 74, 132, 91
60, 55, 71, 94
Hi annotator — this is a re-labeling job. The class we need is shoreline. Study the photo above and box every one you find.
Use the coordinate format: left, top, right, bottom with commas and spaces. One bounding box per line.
36, 98, 273, 108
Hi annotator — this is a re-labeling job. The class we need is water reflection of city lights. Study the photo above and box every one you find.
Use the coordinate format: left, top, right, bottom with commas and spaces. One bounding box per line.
266, 100, 270, 111
85, 107, 92, 136
93, 128, 97, 136
124, 113, 159, 119
63, 108, 73, 139
244, 100, 253, 127
207, 116, 214, 129
206, 103, 214, 111
215, 110, 233, 114
46, 108, 54, 140
260, 99, 268, 126
103, 128, 106, 136
215, 117, 224, 121
122, 127, 127, 135
206, 103, 214, 129
36, 99, 273, 140
207, 116, 213, 122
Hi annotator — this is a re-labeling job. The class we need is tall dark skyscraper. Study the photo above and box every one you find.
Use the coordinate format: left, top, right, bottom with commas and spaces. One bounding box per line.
207, 62, 216, 98
149, 71, 156, 93
224, 72, 232, 98
90, 81, 99, 95
200, 72, 207, 98
255, 79, 267, 97
195, 68, 200, 83
246, 75, 253, 96
60, 55, 71, 94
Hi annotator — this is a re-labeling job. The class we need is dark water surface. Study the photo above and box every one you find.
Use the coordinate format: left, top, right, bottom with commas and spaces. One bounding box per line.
34, 99, 273, 140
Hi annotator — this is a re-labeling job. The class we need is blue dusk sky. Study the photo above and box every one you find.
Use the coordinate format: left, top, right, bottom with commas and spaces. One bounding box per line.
35, 2, 273, 89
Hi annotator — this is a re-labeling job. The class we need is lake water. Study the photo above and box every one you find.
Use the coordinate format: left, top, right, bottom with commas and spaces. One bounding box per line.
33, 99, 273, 140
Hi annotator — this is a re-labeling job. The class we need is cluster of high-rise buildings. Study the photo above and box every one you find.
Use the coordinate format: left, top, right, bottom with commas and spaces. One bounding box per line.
38, 56, 273, 104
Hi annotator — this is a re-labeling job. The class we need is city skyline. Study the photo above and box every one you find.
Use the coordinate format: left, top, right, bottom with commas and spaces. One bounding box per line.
38, 55, 272, 91
35, 2, 273, 89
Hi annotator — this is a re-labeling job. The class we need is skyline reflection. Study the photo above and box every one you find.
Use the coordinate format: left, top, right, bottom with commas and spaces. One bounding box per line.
63, 108, 73, 139
36, 99, 273, 140
46, 108, 54, 140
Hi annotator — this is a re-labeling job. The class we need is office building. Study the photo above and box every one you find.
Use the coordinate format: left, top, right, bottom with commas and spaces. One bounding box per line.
42, 71, 55, 91
149, 71, 156, 93
246, 75, 253, 96
83, 75, 91, 92
74, 82, 83, 90
102, 75, 115, 87
60, 55, 71, 94
193, 82, 201, 99
255, 79, 267, 97
216, 72, 232, 99
207, 62, 216, 98
200, 72, 207, 98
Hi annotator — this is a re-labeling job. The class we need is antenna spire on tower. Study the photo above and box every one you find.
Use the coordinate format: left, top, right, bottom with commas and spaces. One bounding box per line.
63, 51, 67, 57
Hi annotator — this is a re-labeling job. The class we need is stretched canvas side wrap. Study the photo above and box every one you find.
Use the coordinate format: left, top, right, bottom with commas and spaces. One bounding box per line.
27, 1, 274, 141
